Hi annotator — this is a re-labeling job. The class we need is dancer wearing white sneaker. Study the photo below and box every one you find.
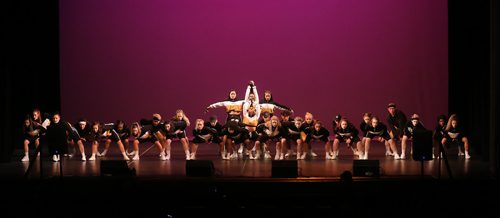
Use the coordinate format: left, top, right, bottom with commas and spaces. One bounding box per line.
87, 122, 103, 161
442, 114, 471, 159
171, 109, 191, 160
113, 120, 131, 155
100, 122, 130, 161
283, 116, 307, 159
362, 116, 398, 160
280, 111, 295, 158
67, 119, 89, 161
21, 116, 42, 162
242, 98, 261, 157
253, 116, 284, 160
128, 122, 144, 160
222, 121, 249, 160
333, 118, 361, 160
386, 103, 407, 153
401, 114, 427, 159
190, 119, 221, 160
303, 112, 318, 157
205, 115, 225, 158
432, 115, 447, 159
304, 120, 331, 160
46, 113, 73, 162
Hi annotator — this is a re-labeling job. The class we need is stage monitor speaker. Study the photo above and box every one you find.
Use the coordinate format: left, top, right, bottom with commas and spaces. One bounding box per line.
272, 160, 298, 178
100, 160, 133, 176
186, 160, 215, 177
353, 160, 380, 177
412, 129, 433, 161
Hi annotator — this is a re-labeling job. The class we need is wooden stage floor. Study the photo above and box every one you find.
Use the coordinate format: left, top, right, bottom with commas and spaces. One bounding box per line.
2, 141, 490, 180
1, 141, 497, 217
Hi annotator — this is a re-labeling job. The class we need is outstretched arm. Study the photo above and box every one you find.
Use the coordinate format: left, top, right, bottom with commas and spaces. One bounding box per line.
272, 101, 292, 112
207, 101, 227, 110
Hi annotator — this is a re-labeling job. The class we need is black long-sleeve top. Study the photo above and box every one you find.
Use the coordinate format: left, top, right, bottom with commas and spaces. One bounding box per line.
433, 124, 446, 141
335, 124, 359, 140
360, 121, 370, 136
204, 121, 223, 136
193, 127, 218, 141
403, 121, 426, 137
365, 123, 389, 138
115, 125, 130, 140
308, 127, 330, 140
387, 110, 407, 133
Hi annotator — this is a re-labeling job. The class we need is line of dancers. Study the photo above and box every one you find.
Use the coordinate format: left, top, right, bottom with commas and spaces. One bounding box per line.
21, 81, 471, 162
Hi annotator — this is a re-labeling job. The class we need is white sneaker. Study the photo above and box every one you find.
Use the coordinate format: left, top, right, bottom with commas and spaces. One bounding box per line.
351, 148, 358, 155
362, 154, 368, 160
165, 152, 170, 160
238, 145, 243, 154
285, 150, 292, 158
325, 153, 332, 160
81, 155, 86, 161
264, 152, 272, 159
190, 153, 196, 160
52, 155, 58, 162
358, 152, 364, 159
300, 153, 306, 160
385, 151, 394, 156
279, 154, 284, 160
465, 153, 471, 159
159, 153, 166, 160
21, 155, 29, 162
458, 151, 465, 156
96, 152, 103, 157
400, 154, 406, 160
186, 154, 191, 160
275, 153, 280, 160
132, 154, 140, 160
332, 154, 338, 160
310, 151, 318, 157
89, 155, 96, 161
123, 155, 130, 161
394, 153, 401, 160
230, 153, 238, 159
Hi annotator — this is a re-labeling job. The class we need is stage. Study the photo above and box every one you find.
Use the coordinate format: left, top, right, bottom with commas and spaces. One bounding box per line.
0, 142, 497, 217
2, 141, 490, 179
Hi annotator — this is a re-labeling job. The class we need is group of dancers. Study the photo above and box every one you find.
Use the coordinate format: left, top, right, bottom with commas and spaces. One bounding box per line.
21, 81, 471, 162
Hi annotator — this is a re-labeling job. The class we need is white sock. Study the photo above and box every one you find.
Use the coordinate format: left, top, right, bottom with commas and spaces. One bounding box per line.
24, 152, 29, 156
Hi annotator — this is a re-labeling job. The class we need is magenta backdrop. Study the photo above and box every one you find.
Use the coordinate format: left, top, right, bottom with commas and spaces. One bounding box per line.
60, 0, 447, 131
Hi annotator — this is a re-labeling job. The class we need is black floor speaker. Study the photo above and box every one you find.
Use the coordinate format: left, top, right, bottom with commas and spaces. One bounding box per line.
100, 160, 133, 176
186, 160, 215, 177
353, 160, 380, 177
412, 129, 433, 161
272, 160, 298, 178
